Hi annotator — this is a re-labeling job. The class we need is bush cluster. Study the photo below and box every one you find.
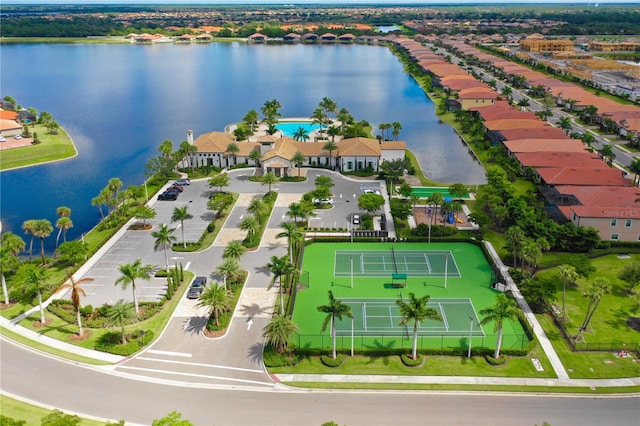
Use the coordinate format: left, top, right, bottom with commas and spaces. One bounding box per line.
94, 329, 154, 356
320, 354, 344, 367
262, 345, 301, 367
400, 353, 423, 367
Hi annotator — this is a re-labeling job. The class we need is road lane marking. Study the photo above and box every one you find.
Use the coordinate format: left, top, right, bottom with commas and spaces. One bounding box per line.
134, 357, 263, 373
116, 366, 271, 386
147, 350, 192, 358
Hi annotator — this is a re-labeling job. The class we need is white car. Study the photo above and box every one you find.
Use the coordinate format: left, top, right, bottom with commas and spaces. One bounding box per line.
0, 137, 6, 142
13, 135, 22, 140
363, 189, 380, 195
352, 214, 360, 225
313, 198, 333, 205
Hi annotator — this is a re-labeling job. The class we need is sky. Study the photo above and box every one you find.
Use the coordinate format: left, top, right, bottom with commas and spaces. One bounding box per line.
4, 0, 639, 4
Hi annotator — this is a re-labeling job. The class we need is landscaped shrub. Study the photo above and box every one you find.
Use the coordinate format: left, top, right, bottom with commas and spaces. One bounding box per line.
262, 345, 301, 367
400, 353, 423, 366
320, 354, 344, 367
94, 329, 154, 356
485, 354, 508, 366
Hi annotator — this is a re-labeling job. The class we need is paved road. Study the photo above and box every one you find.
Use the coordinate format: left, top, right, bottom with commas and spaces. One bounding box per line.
3, 338, 639, 426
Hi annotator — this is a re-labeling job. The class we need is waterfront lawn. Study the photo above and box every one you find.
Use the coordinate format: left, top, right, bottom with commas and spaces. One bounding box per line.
0, 124, 76, 171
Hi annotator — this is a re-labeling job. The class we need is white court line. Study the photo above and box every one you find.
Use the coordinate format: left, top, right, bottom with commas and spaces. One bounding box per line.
147, 350, 192, 358
116, 366, 271, 386
135, 356, 263, 373
439, 302, 449, 330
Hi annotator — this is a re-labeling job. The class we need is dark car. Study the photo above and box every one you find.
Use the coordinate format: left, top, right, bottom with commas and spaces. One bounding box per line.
167, 185, 184, 192
187, 276, 208, 299
157, 190, 179, 201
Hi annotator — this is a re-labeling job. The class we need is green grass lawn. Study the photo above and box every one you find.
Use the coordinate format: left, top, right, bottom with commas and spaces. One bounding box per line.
271, 343, 555, 378
0, 394, 109, 426
0, 124, 77, 171
537, 254, 640, 347
294, 241, 529, 352
14, 271, 193, 356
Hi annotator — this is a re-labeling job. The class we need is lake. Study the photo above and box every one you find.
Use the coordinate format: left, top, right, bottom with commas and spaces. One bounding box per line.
0, 42, 485, 252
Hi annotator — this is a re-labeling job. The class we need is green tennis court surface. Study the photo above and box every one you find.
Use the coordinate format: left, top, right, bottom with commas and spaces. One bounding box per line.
334, 249, 460, 277
409, 186, 470, 199
334, 298, 484, 337
293, 242, 531, 351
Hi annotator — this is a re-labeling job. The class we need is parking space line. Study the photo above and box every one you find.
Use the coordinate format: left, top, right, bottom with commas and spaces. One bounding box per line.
147, 350, 192, 358
135, 357, 264, 373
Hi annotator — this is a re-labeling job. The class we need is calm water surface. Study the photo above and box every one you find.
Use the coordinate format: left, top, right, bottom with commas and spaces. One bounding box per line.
0, 42, 485, 251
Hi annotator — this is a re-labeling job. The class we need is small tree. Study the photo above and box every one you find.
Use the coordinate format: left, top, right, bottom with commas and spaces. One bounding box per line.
115, 259, 154, 314
577, 278, 612, 340
358, 193, 385, 215
171, 206, 193, 248
134, 205, 156, 227
55, 271, 94, 335
396, 292, 442, 360
558, 264, 578, 320
197, 283, 231, 327
209, 172, 230, 193
261, 172, 279, 193
618, 263, 640, 294
291, 151, 306, 177
106, 300, 137, 344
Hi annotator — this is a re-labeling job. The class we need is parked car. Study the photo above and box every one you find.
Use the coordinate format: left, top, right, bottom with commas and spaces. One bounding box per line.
167, 185, 184, 192
13, 135, 22, 140
158, 190, 179, 201
0, 137, 6, 142
187, 276, 208, 299
363, 189, 380, 195
313, 198, 333, 205
173, 178, 190, 186
352, 214, 360, 225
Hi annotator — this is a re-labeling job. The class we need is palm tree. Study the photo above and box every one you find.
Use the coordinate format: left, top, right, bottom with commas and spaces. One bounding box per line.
479, 294, 520, 359
223, 240, 246, 261
107, 177, 124, 214
286, 202, 308, 228
19, 264, 50, 324
293, 127, 309, 142
317, 290, 353, 359
247, 197, 266, 222
171, 206, 193, 248
55, 271, 94, 335
32, 219, 53, 265
396, 292, 442, 360
106, 300, 137, 344
243, 109, 259, 131
197, 283, 231, 327
291, 151, 306, 177
54, 206, 71, 250
261, 172, 279, 193
577, 278, 611, 340
391, 122, 403, 141
599, 144, 615, 164
267, 255, 295, 315
152, 224, 177, 271
322, 141, 338, 170
311, 108, 326, 133
21, 219, 37, 261
225, 142, 240, 168
216, 258, 241, 290
504, 226, 526, 268
248, 147, 262, 176
263, 314, 299, 354
557, 117, 572, 135
337, 107, 353, 133
326, 126, 340, 143
516, 98, 530, 111
276, 221, 304, 263
558, 264, 578, 321
91, 191, 108, 224
1, 232, 25, 303
115, 259, 154, 314
239, 215, 258, 239
179, 140, 197, 171
581, 132, 596, 149
426, 192, 444, 227
629, 158, 640, 186
319, 96, 338, 119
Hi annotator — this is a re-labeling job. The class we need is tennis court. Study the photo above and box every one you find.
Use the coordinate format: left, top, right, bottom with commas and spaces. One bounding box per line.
334, 297, 485, 337
334, 248, 460, 278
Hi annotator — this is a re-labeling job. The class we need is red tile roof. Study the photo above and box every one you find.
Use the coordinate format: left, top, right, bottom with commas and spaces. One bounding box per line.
536, 167, 630, 186
503, 138, 585, 153
515, 151, 604, 168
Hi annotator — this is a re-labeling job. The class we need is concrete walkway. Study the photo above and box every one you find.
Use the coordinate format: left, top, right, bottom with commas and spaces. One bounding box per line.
482, 241, 569, 379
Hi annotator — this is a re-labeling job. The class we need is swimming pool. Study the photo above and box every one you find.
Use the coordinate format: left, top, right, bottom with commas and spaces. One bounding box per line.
275, 121, 321, 139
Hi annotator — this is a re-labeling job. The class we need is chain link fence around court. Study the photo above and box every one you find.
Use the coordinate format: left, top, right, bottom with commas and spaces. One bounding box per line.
293, 332, 531, 353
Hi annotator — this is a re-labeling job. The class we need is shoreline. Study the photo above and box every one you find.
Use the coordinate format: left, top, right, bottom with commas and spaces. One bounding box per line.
0, 126, 78, 172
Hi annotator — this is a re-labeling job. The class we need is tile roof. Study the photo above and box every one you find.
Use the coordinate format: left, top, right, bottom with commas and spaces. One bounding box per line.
338, 137, 381, 156
503, 138, 585, 153
498, 127, 568, 141
194, 131, 237, 153
483, 119, 549, 131
0, 110, 19, 120
536, 167, 630, 186
515, 151, 604, 168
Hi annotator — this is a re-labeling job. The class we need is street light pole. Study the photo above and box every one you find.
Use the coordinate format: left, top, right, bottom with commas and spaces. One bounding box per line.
468, 316, 474, 358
